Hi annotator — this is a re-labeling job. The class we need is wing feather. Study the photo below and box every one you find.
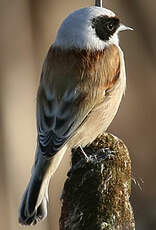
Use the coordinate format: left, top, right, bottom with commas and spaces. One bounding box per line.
37, 85, 86, 158
36, 45, 120, 158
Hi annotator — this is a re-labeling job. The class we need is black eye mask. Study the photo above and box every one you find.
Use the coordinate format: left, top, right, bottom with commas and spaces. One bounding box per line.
92, 16, 120, 41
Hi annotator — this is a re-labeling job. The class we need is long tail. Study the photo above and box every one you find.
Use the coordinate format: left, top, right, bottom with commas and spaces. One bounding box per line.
18, 146, 67, 225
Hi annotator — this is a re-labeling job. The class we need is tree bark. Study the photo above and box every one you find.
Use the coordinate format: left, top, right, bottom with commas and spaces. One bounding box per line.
59, 133, 135, 230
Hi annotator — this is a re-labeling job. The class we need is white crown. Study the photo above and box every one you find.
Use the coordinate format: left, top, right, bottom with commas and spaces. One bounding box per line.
53, 6, 119, 50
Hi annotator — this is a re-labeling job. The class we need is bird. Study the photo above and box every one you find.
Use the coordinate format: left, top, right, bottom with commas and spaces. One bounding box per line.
19, 6, 132, 225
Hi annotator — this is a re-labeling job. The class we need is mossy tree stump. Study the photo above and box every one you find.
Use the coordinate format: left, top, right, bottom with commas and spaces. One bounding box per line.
59, 133, 135, 230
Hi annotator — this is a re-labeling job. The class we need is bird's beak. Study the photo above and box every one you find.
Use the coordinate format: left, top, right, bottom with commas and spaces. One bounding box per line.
118, 24, 134, 32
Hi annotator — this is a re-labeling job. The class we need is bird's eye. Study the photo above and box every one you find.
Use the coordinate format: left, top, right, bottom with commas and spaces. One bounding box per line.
106, 22, 114, 31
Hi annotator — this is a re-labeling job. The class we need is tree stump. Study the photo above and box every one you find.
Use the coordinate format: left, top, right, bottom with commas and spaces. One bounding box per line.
59, 133, 135, 230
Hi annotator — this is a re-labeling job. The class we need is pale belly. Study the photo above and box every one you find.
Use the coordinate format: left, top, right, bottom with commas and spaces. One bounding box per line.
68, 81, 124, 148
68, 47, 126, 149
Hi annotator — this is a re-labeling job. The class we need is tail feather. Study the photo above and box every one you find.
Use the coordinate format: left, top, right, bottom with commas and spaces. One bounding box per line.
19, 146, 67, 225
27, 175, 43, 216
19, 175, 49, 225
19, 156, 50, 225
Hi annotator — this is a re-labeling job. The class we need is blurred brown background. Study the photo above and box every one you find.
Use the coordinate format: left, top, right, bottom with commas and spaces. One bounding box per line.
0, 0, 155, 229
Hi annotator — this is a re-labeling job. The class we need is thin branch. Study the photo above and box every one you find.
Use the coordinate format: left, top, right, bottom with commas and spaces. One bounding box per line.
95, 0, 103, 7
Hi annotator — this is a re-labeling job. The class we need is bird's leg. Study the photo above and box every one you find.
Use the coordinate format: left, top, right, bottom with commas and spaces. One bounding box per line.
67, 146, 93, 177
79, 145, 89, 159
68, 145, 98, 176
79, 145, 96, 162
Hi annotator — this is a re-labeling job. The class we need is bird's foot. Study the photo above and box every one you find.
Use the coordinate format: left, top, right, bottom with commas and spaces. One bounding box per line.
80, 146, 115, 163
96, 147, 115, 161
68, 147, 115, 177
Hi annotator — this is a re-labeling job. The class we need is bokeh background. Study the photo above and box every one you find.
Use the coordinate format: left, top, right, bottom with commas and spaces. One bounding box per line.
0, 0, 155, 229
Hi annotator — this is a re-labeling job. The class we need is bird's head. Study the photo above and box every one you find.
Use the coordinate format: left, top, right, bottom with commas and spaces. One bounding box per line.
54, 6, 133, 50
